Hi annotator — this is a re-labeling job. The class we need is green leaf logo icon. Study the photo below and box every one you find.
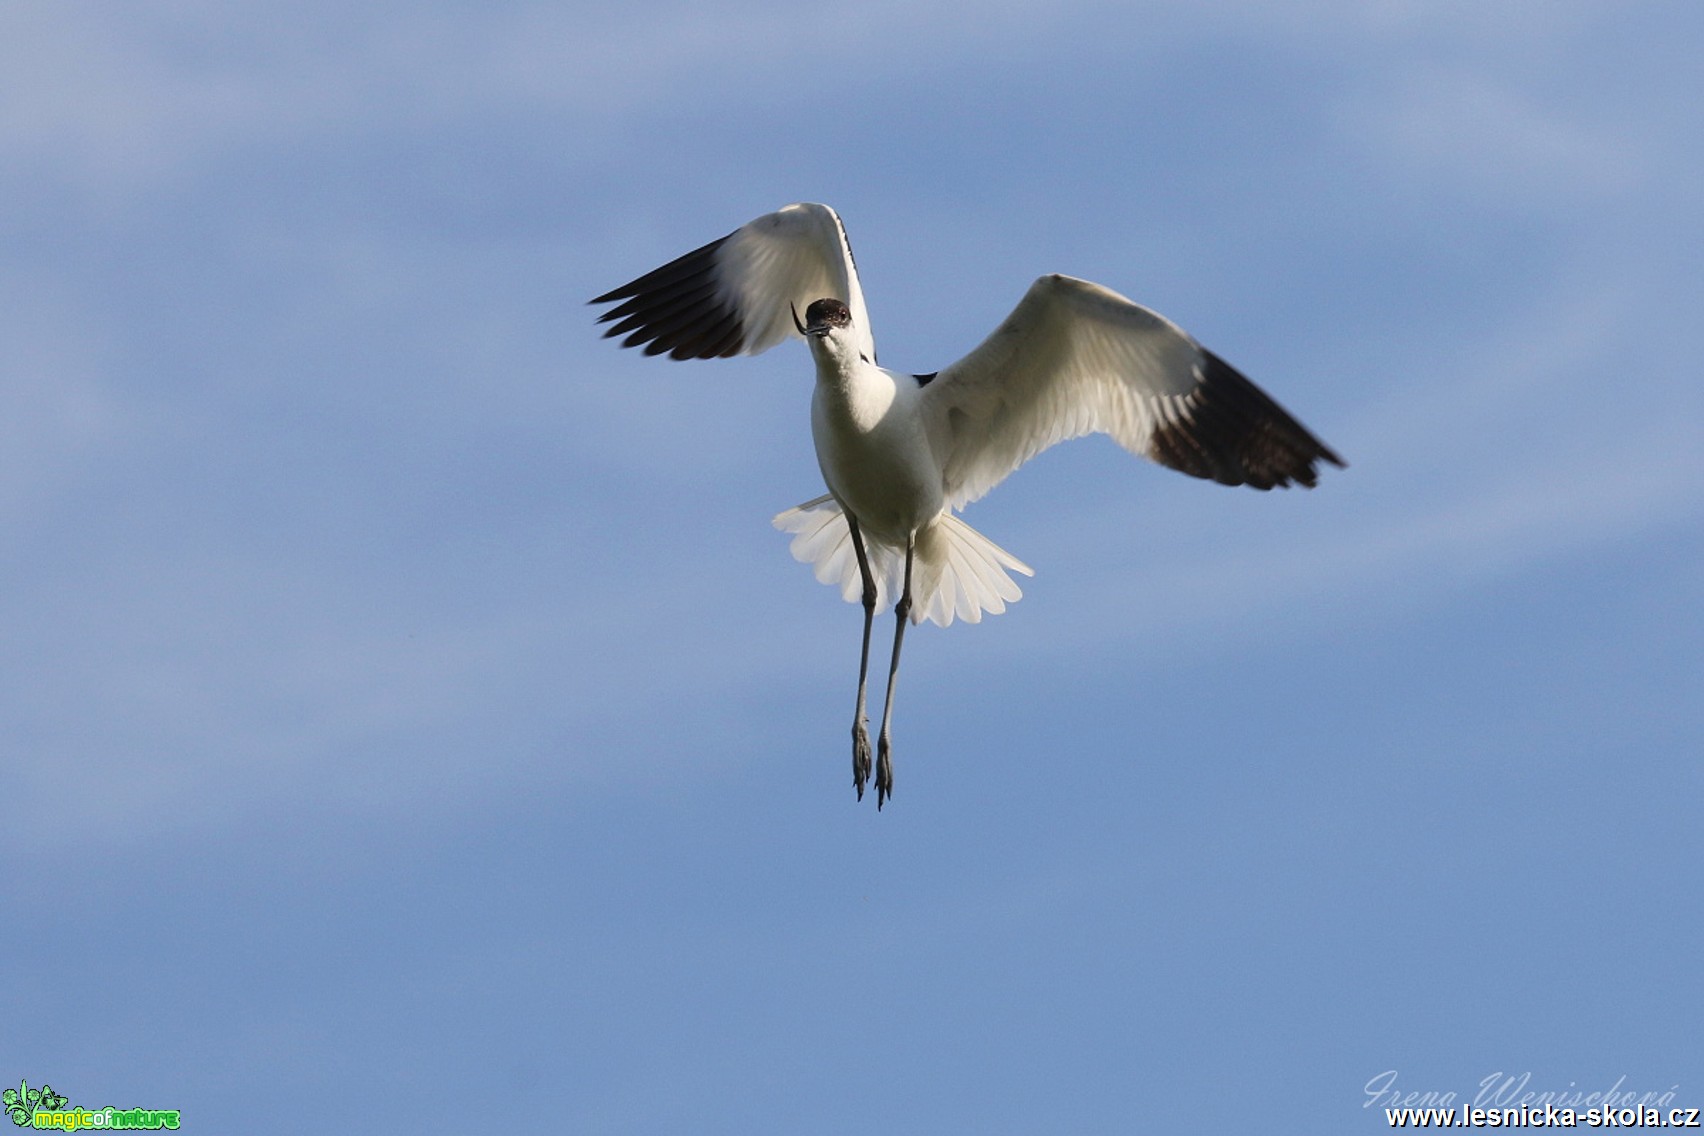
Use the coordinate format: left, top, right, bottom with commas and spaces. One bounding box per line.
5, 1081, 69, 1126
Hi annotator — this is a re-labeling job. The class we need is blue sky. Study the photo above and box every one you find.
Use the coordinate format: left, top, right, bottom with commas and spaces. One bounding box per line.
4, 2, 1701, 1132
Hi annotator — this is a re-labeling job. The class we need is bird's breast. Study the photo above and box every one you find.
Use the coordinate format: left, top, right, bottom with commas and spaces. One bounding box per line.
810, 362, 942, 543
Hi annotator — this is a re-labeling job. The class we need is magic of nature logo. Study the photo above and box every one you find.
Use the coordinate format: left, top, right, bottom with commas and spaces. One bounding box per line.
4, 1081, 180, 1130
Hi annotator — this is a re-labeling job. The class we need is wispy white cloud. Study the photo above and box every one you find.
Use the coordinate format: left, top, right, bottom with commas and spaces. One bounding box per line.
0, 284, 133, 520
0, 0, 1627, 199
1341, 66, 1645, 205
5, 547, 641, 846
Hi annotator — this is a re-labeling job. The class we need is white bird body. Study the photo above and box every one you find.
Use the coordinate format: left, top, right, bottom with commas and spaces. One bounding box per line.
789, 301, 1030, 630
592, 202, 1344, 805
809, 344, 936, 542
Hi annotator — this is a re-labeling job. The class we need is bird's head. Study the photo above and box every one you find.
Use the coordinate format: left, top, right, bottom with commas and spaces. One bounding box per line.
793, 297, 861, 368
794, 297, 853, 340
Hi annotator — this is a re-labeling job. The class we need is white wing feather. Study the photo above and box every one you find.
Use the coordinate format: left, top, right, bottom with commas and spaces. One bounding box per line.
925, 274, 1342, 508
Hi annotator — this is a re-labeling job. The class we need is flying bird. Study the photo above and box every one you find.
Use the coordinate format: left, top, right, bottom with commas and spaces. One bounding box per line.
591, 203, 1343, 808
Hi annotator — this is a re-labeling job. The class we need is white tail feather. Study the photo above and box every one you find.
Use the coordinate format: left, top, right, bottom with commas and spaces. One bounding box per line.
772, 496, 1034, 627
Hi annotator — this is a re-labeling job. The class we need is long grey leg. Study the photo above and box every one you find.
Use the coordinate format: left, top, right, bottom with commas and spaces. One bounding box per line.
874, 536, 914, 810
846, 513, 877, 801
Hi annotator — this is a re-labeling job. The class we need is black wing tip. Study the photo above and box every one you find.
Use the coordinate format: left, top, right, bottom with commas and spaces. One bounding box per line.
1150, 350, 1346, 490
589, 232, 744, 360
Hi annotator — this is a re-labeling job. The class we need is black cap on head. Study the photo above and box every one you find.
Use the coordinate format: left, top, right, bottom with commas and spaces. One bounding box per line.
803, 298, 852, 333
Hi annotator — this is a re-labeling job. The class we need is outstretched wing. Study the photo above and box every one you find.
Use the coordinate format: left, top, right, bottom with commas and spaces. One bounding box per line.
590, 202, 877, 363
923, 274, 1345, 507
